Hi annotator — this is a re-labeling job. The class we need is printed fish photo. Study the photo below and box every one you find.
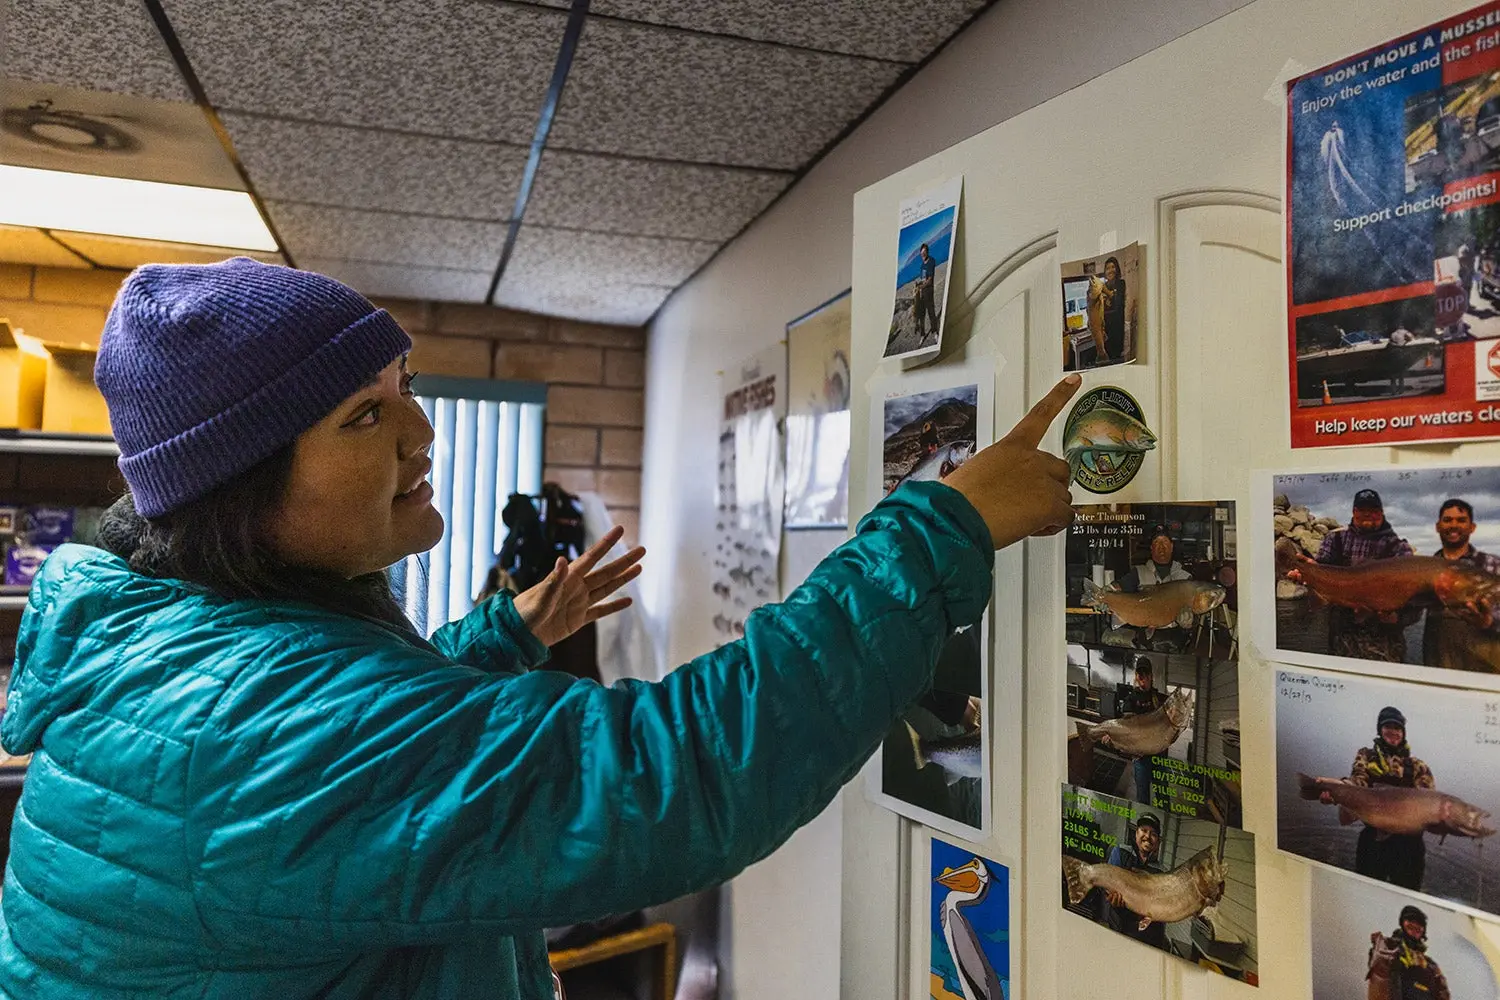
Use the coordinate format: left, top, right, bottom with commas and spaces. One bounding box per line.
1060, 783, 1258, 983
885, 177, 961, 360
1060, 241, 1144, 372
881, 384, 979, 497
1266, 466, 1500, 684
1311, 866, 1500, 1000
929, 838, 1009, 1000
1276, 667, 1500, 919
1065, 503, 1242, 826
880, 619, 988, 836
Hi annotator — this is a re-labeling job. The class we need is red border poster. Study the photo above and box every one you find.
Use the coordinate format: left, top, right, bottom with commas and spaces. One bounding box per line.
1288, 2, 1500, 447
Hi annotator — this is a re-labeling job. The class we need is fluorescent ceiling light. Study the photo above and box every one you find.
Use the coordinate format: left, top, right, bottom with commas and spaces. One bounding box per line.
0, 165, 278, 252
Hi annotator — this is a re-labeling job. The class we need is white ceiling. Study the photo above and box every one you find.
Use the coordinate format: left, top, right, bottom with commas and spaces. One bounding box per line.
2, 0, 991, 325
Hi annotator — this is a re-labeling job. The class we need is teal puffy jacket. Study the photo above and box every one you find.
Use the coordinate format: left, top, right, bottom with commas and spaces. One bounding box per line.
0, 482, 991, 998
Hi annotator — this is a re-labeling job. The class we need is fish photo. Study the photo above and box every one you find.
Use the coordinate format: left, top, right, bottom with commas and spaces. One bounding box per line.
1060, 784, 1258, 983
1310, 866, 1500, 1000
880, 384, 979, 498
1261, 466, 1500, 688
876, 619, 990, 838
1066, 503, 1242, 826
929, 837, 1009, 1000
1061, 385, 1155, 495
1060, 241, 1144, 372
885, 176, 962, 361
1276, 666, 1500, 920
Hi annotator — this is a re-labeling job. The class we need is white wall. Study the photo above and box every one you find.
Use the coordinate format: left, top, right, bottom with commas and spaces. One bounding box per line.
638, 2, 1257, 998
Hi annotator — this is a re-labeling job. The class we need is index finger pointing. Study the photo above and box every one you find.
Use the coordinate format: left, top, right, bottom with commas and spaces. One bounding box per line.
1004, 375, 1082, 449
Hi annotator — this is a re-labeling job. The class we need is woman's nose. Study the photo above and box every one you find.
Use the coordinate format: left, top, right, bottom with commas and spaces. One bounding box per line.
400, 397, 436, 460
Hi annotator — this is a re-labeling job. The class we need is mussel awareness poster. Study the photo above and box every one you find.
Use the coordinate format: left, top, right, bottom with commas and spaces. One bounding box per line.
1288, 0, 1500, 447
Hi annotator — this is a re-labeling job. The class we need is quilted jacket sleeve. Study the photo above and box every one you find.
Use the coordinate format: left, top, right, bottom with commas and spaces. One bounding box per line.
428, 591, 550, 673
188, 481, 992, 952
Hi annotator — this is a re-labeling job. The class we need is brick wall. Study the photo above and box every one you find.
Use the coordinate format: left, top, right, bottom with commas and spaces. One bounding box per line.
0, 263, 647, 543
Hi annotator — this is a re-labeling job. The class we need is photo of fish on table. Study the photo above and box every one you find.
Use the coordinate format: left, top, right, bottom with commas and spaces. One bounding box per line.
1267, 467, 1500, 683
1060, 783, 1258, 983
1065, 503, 1242, 825
1276, 667, 1500, 920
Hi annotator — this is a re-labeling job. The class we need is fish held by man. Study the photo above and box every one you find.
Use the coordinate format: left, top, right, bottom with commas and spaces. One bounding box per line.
907, 722, 984, 785
1275, 537, 1500, 626
1082, 578, 1227, 636
1062, 846, 1227, 931
1063, 407, 1156, 480
1074, 686, 1195, 759
1298, 774, 1496, 841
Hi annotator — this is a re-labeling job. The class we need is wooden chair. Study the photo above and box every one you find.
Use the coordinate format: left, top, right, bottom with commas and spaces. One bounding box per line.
549, 922, 678, 1000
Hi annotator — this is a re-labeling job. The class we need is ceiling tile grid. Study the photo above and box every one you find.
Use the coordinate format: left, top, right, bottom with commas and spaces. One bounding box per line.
500, 226, 719, 290
4, 0, 194, 103
495, 277, 673, 328
547, 18, 906, 169
161, 0, 565, 143
525, 151, 791, 242
219, 113, 527, 220
301, 257, 492, 304
264, 201, 507, 271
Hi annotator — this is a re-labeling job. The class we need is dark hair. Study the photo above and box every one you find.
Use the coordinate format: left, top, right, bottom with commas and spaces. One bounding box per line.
920, 242, 929, 253
1133, 657, 1153, 676
95, 445, 413, 632
1104, 256, 1122, 279
1440, 497, 1475, 520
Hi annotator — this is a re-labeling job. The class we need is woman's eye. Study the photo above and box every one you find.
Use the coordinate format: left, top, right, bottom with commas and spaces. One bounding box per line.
400, 370, 419, 396
352, 405, 380, 427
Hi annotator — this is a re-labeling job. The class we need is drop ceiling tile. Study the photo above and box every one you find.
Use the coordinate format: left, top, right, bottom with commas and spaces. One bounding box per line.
4, 0, 193, 102
264, 202, 507, 271
583, 0, 988, 63
162, 0, 564, 143
549, 18, 903, 169
300, 257, 492, 304
494, 276, 671, 327
526, 152, 790, 241
0, 225, 90, 268
219, 114, 525, 220
501, 226, 718, 291
48, 232, 285, 269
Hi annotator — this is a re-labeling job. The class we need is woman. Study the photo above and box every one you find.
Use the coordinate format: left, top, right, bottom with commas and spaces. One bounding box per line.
0, 258, 1077, 999
1101, 256, 1127, 361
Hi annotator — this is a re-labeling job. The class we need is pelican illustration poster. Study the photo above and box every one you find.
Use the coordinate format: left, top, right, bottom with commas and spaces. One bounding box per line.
930, 838, 1009, 1000
1286, 1, 1500, 447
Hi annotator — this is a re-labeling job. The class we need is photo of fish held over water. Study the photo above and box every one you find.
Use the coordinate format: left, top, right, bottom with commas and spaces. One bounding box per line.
1264, 466, 1500, 688
1066, 502, 1242, 827
1276, 667, 1500, 920
1060, 783, 1258, 983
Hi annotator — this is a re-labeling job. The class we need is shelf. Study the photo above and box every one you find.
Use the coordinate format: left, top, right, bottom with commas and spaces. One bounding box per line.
0, 431, 117, 457
0, 596, 26, 612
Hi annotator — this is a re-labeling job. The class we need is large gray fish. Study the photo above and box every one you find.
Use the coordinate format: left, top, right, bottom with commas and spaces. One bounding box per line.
1082, 579, 1227, 635
902, 440, 977, 488
907, 722, 983, 785
1298, 774, 1497, 840
1074, 687, 1195, 759
1062, 846, 1227, 931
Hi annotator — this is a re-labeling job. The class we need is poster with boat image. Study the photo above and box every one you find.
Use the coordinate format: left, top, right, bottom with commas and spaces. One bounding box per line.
1310, 866, 1500, 1000
884, 176, 962, 362
1065, 502, 1243, 828
1060, 783, 1259, 983
868, 359, 994, 837
929, 837, 1010, 1000
1276, 666, 1500, 921
1287, 0, 1500, 447
1256, 465, 1500, 690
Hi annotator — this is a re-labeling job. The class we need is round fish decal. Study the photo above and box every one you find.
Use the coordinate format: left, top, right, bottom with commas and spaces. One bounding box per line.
1063, 386, 1155, 494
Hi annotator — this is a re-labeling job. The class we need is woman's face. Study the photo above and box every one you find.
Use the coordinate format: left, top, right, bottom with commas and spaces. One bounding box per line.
265, 357, 443, 578
1105, 260, 1119, 281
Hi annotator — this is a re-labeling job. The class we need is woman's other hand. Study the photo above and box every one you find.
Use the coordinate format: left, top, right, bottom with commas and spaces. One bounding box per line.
941, 375, 1080, 550
513, 526, 646, 646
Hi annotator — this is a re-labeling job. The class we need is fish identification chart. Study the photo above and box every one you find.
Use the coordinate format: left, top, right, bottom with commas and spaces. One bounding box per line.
710, 346, 785, 646
1275, 666, 1500, 921
867, 356, 995, 838
1255, 464, 1500, 690
1287, 1, 1500, 448
1060, 783, 1259, 984
1065, 501, 1242, 827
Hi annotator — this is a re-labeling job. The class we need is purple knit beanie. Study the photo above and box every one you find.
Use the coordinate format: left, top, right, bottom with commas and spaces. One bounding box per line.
96, 257, 412, 518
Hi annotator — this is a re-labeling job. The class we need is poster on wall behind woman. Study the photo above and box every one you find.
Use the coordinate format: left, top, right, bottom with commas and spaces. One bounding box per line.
710, 346, 785, 646
1287, 1, 1500, 448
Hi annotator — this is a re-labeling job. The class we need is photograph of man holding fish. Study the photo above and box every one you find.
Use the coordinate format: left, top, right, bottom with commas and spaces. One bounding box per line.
1265, 467, 1500, 685
1065, 503, 1242, 826
1060, 783, 1258, 983
1276, 667, 1500, 919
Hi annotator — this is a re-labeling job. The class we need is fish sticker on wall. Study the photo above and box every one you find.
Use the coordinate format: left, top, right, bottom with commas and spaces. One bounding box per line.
1062, 385, 1155, 494
929, 837, 1010, 1000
